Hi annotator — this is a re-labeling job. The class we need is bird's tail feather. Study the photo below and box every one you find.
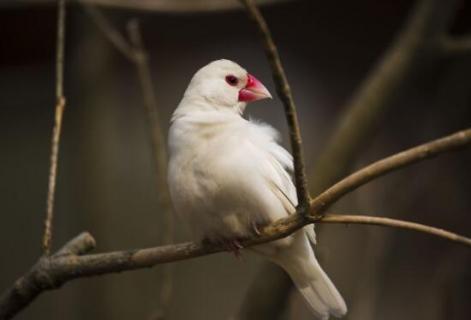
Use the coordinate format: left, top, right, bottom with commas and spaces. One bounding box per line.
273, 234, 347, 319
288, 257, 347, 319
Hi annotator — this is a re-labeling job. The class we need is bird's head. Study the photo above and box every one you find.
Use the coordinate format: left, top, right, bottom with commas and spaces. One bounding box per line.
182, 59, 272, 114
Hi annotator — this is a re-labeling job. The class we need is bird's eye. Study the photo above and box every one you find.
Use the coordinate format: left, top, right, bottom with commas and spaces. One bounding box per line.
225, 75, 239, 86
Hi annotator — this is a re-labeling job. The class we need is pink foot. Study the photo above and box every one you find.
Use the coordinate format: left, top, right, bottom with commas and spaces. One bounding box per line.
202, 238, 244, 259
224, 239, 243, 259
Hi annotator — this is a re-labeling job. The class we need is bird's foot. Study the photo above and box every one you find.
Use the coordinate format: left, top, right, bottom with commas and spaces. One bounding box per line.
202, 237, 243, 259
224, 239, 243, 259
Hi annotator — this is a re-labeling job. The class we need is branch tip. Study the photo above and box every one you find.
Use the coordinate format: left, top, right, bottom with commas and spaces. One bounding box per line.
55, 232, 96, 256
321, 214, 471, 247
439, 36, 471, 55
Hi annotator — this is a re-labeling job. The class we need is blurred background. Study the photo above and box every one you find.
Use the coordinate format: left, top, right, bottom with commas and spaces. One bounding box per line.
0, 0, 470, 319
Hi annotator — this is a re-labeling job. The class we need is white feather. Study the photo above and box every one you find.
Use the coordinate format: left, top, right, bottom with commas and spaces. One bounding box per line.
167, 60, 346, 318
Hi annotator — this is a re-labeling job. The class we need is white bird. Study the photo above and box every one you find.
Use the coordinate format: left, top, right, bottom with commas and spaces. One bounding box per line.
167, 59, 347, 319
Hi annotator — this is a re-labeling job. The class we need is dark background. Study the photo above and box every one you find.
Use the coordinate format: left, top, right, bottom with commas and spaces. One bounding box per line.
1, 0, 470, 319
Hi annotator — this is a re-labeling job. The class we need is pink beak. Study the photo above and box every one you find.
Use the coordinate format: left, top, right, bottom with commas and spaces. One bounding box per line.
238, 73, 272, 102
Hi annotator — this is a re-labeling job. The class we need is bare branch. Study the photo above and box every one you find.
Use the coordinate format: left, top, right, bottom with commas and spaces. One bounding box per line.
82, 7, 175, 318
1, 210, 469, 320
80, 2, 135, 60
310, 129, 471, 215
82, 8, 171, 210
0, 232, 94, 320
2, 128, 471, 320
54, 232, 96, 256
126, 19, 175, 320
239, 0, 310, 209
438, 36, 471, 56
320, 214, 471, 247
42, 0, 66, 255
55, 0, 65, 100
126, 20, 171, 211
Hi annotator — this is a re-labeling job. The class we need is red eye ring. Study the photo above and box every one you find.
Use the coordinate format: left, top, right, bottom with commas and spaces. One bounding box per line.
225, 75, 239, 86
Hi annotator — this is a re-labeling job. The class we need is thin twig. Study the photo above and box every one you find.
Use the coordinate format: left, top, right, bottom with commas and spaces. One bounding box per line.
80, 2, 136, 60
42, 0, 66, 255
310, 129, 471, 215
81, 7, 175, 318
320, 215, 471, 246
55, 0, 65, 100
126, 20, 175, 320
2, 128, 471, 320
126, 20, 171, 211
55, 232, 96, 256
438, 36, 471, 55
239, 0, 310, 210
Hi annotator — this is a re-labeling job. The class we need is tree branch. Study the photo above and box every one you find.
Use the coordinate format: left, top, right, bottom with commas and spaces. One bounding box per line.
125, 20, 172, 217
126, 20, 175, 320
310, 129, 471, 215
2, 128, 471, 320
438, 36, 471, 56
320, 215, 471, 247
80, 3, 135, 60
0, 232, 95, 320
42, 0, 66, 255
239, 0, 310, 209
1, 209, 469, 320
80, 6, 175, 318
54, 232, 96, 256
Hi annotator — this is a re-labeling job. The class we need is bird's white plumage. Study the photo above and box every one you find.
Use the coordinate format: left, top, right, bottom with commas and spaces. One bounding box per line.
167, 60, 346, 319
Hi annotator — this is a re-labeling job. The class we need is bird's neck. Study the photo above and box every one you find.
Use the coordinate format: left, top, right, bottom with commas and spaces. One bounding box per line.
175, 93, 246, 119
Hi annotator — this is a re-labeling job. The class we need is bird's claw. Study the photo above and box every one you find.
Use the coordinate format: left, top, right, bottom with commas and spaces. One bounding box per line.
224, 239, 243, 259
203, 238, 243, 259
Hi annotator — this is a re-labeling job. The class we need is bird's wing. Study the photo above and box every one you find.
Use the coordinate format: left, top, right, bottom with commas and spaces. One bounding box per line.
247, 120, 317, 244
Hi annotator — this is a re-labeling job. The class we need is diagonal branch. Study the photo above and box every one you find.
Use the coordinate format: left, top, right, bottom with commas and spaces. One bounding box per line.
438, 36, 471, 55
80, 2, 135, 60
125, 20, 172, 214
2, 128, 471, 320
126, 20, 175, 320
81, 4, 172, 214
80, 5, 175, 318
239, 0, 310, 209
310, 129, 471, 215
42, 0, 67, 255
0, 232, 96, 320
